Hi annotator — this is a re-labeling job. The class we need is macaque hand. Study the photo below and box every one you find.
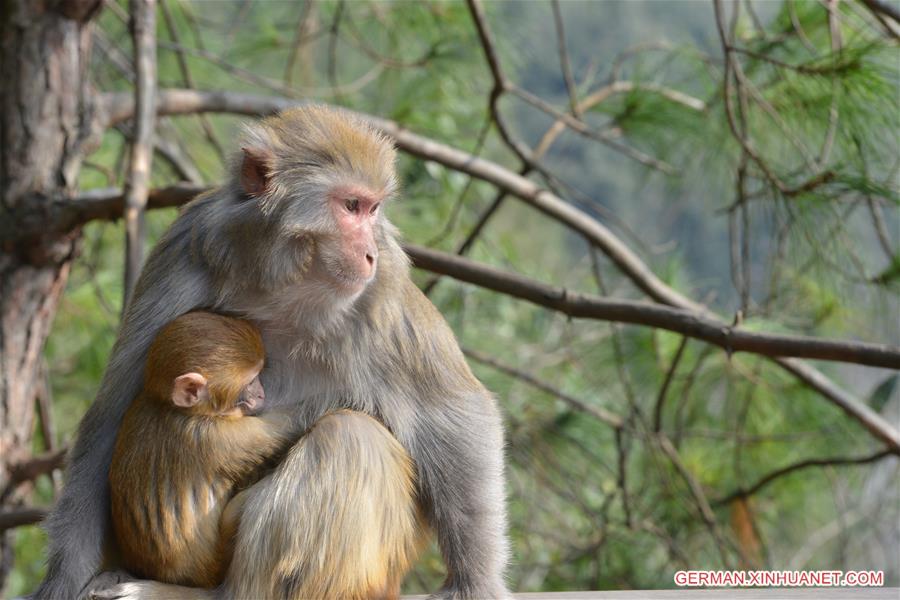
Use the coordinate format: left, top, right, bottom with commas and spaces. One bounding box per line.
85, 572, 169, 600
83, 571, 137, 599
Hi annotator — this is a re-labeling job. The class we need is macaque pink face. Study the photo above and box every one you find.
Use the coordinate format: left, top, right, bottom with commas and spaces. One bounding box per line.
328, 185, 383, 291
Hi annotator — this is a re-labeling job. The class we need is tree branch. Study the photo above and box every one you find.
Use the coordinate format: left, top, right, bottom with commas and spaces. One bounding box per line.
0, 184, 204, 241
408, 245, 900, 370
466, 0, 676, 174
11, 183, 900, 374
47, 88, 900, 452
8, 448, 67, 486
122, 0, 158, 306
714, 449, 895, 506
0, 507, 47, 532
464, 347, 624, 428
860, 0, 900, 24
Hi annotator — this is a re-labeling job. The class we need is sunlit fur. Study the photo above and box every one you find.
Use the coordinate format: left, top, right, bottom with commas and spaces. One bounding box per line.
39, 106, 509, 600
109, 312, 297, 587
227, 411, 426, 600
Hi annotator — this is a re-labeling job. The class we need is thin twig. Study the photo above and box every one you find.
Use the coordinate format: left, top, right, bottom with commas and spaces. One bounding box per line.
466, 0, 675, 174
656, 433, 734, 568
653, 337, 690, 432
866, 197, 895, 260
818, 0, 843, 169
156, 39, 380, 99
507, 83, 677, 174
464, 347, 623, 428
342, 9, 437, 69
284, 0, 316, 85
715, 449, 895, 505
859, 0, 900, 23
551, 0, 580, 118
159, 0, 226, 161
614, 427, 633, 528
35, 360, 62, 493
327, 0, 346, 102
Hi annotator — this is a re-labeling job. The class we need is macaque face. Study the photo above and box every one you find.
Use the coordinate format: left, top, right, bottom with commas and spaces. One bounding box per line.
235, 370, 265, 416
321, 184, 384, 293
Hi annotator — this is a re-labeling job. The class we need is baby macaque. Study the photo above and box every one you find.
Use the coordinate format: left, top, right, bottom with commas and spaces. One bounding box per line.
108, 311, 295, 587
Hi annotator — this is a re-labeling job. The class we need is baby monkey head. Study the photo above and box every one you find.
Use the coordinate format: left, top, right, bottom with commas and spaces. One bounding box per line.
145, 311, 266, 418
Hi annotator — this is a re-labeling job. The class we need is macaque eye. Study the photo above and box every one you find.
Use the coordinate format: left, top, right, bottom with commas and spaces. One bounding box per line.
345, 198, 360, 213
370, 203, 380, 215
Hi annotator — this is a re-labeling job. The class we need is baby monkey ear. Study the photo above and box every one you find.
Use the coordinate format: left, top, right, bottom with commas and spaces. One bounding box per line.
172, 372, 209, 408
240, 146, 274, 198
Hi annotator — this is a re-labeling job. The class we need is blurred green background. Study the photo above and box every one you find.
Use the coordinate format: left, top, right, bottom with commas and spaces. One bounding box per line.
7, 0, 899, 595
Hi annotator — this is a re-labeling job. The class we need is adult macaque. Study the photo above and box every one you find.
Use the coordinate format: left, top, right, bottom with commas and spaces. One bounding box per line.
37, 106, 509, 600
110, 311, 422, 597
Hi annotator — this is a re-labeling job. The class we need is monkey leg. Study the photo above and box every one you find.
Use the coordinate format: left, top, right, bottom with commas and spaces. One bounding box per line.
223, 410, 424, 600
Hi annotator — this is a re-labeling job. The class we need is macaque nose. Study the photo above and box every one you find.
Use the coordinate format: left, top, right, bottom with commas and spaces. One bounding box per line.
360, 247, 378, 278
350, 236, 378, 281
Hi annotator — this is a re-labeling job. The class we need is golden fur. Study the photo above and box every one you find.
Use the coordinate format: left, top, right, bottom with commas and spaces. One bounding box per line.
109, 312, 295, 587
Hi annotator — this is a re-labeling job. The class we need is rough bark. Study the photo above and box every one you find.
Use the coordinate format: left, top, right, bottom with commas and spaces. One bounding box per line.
0, 0, 101, 590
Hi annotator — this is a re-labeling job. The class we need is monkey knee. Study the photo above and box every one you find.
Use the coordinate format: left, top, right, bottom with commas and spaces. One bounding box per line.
302, 410, 414, 481
226, 410, 422, 600
309, 409, 390, 439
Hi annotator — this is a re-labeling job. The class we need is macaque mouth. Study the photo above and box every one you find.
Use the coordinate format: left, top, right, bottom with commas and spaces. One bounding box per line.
237, 375, 265, 415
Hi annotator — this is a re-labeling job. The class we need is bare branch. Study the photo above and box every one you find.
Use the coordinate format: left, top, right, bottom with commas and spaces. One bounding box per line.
656, 433, 733, 567
9, 448, 67, 486
159, 0, 226, 161
507, 83, 678, 174
122, 0, 158, 307
0, 507, 48, 532
550, 0, 580, 118
466, 0, 675, 174
407, 244, 900, 371
715, 449, 896, 506
860, 0, 900, 24
653, 337, 689, 432
0, 184, 205, 241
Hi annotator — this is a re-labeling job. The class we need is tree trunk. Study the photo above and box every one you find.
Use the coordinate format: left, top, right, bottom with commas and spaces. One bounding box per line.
0, 0, 101, 590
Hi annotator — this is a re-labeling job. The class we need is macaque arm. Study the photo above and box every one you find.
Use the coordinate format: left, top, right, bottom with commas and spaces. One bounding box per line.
219, 485, 255, 545
400, 288, 510, 599
256, 406, 306, 440
38, 213, 215, 599
413, 398, 509, 600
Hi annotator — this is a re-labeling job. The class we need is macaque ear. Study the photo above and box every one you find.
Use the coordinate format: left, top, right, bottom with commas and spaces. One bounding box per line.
172, 372, 209, 408
240, 146, 274, 197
